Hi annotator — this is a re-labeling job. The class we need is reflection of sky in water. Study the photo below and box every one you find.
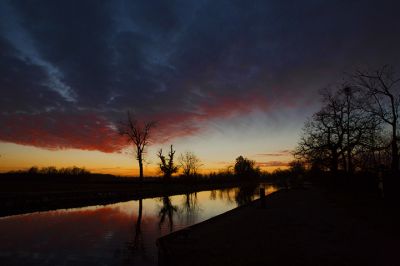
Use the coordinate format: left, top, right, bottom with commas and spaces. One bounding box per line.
0, 185, 277, 266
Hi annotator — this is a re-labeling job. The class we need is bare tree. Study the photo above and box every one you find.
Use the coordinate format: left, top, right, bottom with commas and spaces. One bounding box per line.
295, 91, 346, 172
157, 145, 179, 180
118, 111, 156, 181
179, 151, 202, 177
339, 86, 380, 173
295, 86, 379, 173
354, 66, 400, 172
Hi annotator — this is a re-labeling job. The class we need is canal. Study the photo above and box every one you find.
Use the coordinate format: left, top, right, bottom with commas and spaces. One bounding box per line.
0, 184, 277, 266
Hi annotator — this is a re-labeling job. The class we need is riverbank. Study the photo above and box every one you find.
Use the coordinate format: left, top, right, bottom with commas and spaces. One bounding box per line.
0, 180, 261, 217
157, 187, 400, 266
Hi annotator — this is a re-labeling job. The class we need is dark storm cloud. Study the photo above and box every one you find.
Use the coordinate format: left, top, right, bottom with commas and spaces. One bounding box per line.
0, 36, 67, 113
1, 0, 400, 152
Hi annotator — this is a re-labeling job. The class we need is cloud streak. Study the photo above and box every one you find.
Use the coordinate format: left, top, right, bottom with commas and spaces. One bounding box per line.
256, 161, 290, 168
256, 150, 292, 157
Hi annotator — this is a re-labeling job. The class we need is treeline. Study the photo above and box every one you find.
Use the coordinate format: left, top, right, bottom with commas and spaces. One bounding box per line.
1, 156, 263, 185
294, 66, 399, 176
14, 166, 91, 176
2, 166, 120, 183
157, 150, 262, 182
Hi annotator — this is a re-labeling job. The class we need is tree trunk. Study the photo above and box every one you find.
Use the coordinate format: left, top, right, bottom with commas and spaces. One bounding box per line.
347, 150, 353, 174
391, 123, 399, 172
138, 155, 144, 182
331, 149, 339, 173
341, 154, 347, 173
346, 93, 352, 174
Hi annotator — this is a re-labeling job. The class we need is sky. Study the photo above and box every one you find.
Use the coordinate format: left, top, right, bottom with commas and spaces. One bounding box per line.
1, 0, 400, 176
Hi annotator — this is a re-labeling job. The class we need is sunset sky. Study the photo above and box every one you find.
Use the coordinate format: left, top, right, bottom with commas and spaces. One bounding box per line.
1, 0, 400, 176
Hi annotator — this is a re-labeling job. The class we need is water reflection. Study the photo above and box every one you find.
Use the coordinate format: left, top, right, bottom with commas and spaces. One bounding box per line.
0, 184, 277, 266
208, 185, 260, 206
126, 199, 146, 258
158, 197, 178, 233
235, 184, 259, 206
180, 192, 200, 225
209, 189, 217, 200
211, 187, 236, 203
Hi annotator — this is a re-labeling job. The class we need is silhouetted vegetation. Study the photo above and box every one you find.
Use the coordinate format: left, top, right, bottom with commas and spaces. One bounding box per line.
23, 166, 89, 176
118, 110, 156, 181
355, 67, 399, 172
1, 166, 118, 183
234, 156, 260, 180
257, 161, 306, 189
179, 151, 202, 178
158, 145, 179, 180
291, 66, 400, 198
295, 66, 399, 176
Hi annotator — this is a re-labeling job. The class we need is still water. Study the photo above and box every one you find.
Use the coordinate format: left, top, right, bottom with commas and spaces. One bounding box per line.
0, 184, 277, 266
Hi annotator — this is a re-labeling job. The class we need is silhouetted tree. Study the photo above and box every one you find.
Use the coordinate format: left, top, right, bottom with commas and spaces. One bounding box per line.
234, 156, 260, 179
27, 166, 39, 175
295, 86, 380, 173
118, 111, 156, 181
289, 160, 306, 174
179, 151, 202, 178
287, 160, 307, 187
157, 145, 178, 180
354, 66, 400, 172
333, 86, 379, 173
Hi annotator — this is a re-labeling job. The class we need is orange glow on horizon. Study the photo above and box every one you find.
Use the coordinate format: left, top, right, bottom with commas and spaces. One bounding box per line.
1, 163, 290, 177
0, 141, 293, 177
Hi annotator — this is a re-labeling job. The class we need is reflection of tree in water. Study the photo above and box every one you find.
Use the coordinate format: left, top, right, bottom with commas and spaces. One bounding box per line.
180, 192, 200, 224
126, 199, 147, 261
209, 190, 217, 200
235, 184, 258, 206
159, 196, 178, 233
209, 188, 236, 203
219, 188, 235, 203
209, 186, 259, 206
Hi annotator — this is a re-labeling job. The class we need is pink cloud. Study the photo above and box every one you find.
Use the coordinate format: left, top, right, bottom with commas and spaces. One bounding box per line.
140, 93, 272, 143
0, 93, 274, 152
0, 112, 126, 153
